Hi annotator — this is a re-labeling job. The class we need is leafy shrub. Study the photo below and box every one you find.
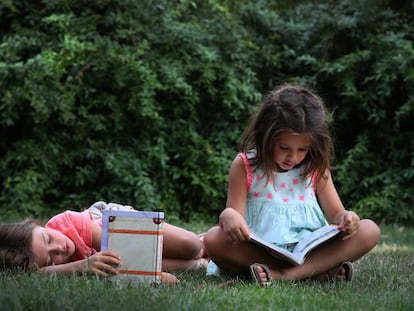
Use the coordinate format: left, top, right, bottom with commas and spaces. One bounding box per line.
0, 0, 413, 224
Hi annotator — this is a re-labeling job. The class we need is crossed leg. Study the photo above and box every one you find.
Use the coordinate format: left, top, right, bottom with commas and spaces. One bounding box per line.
204, 219, 380, 282
162, 223, 207, 272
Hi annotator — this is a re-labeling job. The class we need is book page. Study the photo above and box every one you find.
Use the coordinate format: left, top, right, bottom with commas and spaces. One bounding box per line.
293, 225, 340, 256
250, 234, 302, 265
251, 225, 341, 265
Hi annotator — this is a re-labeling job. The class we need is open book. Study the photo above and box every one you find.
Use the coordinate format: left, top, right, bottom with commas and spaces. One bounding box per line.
250, 225, 341, 265
101, 210, 164, 285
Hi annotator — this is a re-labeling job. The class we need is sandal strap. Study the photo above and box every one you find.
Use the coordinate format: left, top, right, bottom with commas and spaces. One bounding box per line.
250, 263, 272, 286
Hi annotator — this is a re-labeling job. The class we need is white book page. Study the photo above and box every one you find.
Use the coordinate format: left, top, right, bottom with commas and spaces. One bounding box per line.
250, 234, 302, 265
293, 225, 340, 256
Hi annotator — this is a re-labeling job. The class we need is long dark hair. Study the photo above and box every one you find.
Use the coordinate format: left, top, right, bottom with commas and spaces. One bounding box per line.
240, 83, 333, 184
0, 219, 42, 271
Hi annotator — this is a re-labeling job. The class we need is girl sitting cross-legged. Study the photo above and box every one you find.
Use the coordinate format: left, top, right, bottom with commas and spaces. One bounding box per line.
203, 83, 381, 285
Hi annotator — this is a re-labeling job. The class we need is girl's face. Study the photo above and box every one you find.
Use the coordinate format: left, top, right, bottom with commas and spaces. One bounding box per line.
274, 132, 311, 171
30, 226, 75, 267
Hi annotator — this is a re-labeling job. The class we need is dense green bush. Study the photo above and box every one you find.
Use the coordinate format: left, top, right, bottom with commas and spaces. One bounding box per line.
0, 0, 413, 223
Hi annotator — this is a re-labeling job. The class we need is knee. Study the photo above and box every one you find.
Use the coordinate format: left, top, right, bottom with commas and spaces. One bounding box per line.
203, 226, 224, 257
178, 233, 202, 258
359, 219, 381, 249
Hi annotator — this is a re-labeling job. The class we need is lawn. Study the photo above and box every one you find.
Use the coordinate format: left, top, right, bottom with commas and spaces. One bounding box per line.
0, 224, 413, 311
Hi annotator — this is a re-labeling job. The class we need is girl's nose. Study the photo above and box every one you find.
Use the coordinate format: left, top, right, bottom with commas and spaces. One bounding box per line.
288, 151, 297, 162
50, 243, 64, 253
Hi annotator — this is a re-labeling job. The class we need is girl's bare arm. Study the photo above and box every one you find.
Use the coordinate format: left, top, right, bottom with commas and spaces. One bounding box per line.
39, 251, 121, 276
219, 156, 251, 242
316, 170, 360, 239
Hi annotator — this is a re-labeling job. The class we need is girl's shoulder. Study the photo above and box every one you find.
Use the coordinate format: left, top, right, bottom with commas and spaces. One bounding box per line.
46, 210, 93, 229
237, 151, 256, 192
240, 149, 256, 160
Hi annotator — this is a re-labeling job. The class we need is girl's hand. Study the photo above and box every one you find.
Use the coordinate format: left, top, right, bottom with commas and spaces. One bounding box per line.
336, 211, 360, 240
219, 208, 251, 243
86, 251, 121, 276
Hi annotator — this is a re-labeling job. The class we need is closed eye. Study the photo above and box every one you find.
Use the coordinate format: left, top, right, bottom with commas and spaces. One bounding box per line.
46, 257, 53, 266
43, 232, 53, 266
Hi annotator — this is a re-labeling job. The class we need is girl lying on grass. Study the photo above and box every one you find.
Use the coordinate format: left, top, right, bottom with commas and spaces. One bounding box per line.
0, 201, 207, 285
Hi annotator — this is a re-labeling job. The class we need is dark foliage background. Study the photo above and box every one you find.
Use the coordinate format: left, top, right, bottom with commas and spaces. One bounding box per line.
0, 0, 413, 223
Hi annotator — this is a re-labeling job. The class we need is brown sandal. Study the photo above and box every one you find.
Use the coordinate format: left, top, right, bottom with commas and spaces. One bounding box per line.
249, 263, 272, 287
327, 262, 353, 282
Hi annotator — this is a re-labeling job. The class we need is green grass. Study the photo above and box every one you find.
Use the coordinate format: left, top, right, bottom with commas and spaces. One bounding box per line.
1, 224, 413, 311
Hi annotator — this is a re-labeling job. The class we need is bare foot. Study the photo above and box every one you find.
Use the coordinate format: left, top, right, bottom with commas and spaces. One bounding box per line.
331, 266, 347, 281
314, 262, 353, 282
186, 258, 209, 271
253, 264, 273, 284
313, 269, 345, 281
161, 272, 180, 285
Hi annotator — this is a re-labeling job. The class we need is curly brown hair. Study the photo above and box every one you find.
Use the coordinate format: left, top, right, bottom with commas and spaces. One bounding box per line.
240, 83, 333, 184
